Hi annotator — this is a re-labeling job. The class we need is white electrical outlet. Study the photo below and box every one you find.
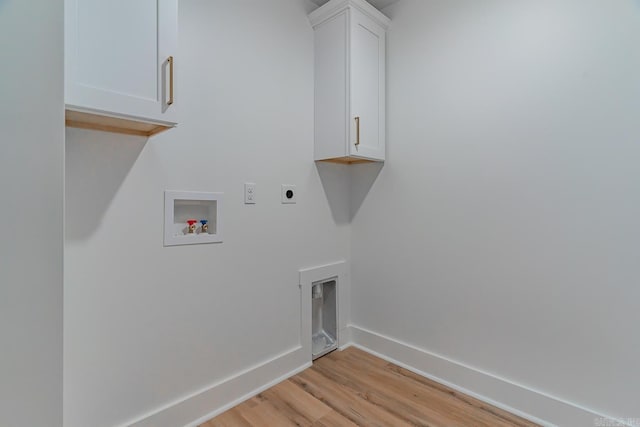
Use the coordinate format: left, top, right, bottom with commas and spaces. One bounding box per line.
281, 185, 296, 204
244, 183, 256, 204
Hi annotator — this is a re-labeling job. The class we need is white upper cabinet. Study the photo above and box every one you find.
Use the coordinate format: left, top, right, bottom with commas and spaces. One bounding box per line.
65, 0, 178, 136
310, 0, 389, 163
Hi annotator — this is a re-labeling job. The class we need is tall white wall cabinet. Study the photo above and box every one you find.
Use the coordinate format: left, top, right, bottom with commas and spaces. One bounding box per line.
65, 0, 178, 136
310, 0, 390, 164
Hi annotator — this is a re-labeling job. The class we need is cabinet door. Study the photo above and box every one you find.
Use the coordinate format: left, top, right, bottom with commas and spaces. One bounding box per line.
65, 0, 178, 125
349, 8, 386, 160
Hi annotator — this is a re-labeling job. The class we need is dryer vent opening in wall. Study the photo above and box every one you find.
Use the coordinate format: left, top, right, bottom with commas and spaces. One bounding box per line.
312, 279, 337, 360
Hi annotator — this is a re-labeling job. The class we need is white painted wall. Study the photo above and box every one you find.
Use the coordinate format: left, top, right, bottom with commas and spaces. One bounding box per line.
351, 0, 640, 422
64, 1, 350, 426
0, 0, 64, 426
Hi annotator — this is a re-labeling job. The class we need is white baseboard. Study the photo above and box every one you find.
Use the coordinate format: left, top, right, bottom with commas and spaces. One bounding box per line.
120, 324, 626, 427
126, 346, 310, 427
348, 324, 629, 427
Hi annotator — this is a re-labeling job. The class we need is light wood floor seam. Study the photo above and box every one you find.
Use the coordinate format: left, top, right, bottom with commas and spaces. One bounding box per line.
201, 347, 539, 427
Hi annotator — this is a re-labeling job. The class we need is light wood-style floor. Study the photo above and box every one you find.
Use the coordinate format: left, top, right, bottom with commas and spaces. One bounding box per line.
201, 347, 539, 427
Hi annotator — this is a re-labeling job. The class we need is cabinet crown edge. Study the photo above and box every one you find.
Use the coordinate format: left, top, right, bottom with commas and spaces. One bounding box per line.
309, 0, 390, 29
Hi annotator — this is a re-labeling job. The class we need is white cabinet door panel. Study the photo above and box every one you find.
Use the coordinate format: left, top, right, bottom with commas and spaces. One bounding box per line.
65, 0, 177, 125
349, 8, 385, 160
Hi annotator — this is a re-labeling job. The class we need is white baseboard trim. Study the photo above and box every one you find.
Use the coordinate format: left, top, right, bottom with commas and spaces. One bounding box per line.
126, 346, 310, 427
121, 325, 628, 427
348, 324, 628, 427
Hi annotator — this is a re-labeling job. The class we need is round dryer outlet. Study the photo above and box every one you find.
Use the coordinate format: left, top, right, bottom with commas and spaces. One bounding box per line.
281, 185, 297, 204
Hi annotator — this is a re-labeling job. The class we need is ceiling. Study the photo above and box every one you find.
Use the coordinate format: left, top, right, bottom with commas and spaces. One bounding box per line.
309, 0, 400, 11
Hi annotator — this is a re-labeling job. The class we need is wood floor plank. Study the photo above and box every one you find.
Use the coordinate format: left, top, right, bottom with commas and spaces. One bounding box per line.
239, 398, 299, 427
311, 410, 360, 427
323, 350, 521, 427
313, 353, 495, 426
201, 407, 253, 427
310, 357, 447, 426
200, 347, 540, 427
259, 380, 332, 424
293, 367, 413, 426
339, 348, 538, 427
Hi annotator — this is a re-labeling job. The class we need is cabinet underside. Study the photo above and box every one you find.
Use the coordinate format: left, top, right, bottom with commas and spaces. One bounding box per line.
317, 156, 379, 165
65, 110, 172, 137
